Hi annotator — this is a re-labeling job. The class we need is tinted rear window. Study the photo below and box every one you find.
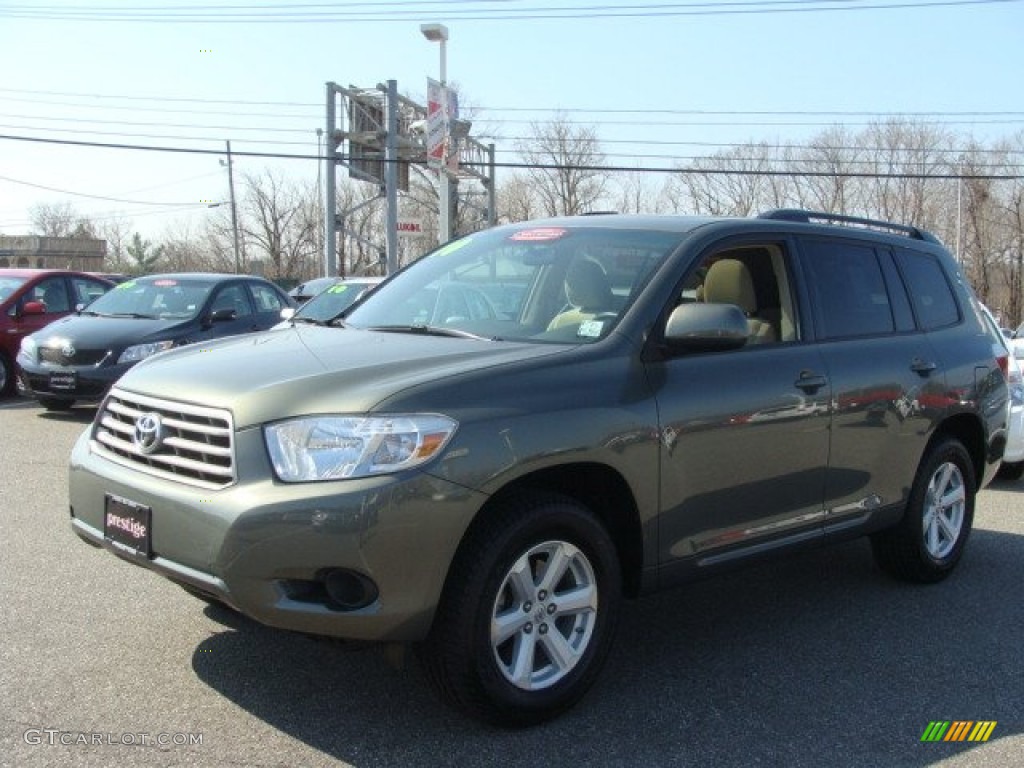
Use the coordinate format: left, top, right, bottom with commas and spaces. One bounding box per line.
894, 249, 960, 330
801, 240, 895, 339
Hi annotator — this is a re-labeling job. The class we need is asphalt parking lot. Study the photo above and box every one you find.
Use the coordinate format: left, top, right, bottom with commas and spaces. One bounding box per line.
1, 397, 1022, 768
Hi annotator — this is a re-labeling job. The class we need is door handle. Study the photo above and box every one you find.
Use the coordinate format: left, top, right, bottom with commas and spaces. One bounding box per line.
910, 358, 937, 376
795, 371, 827, 393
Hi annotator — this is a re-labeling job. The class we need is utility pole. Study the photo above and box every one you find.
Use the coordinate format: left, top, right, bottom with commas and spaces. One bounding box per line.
384, 80, 400, 274
324, 83, 338, 277
224, 140, 241, 273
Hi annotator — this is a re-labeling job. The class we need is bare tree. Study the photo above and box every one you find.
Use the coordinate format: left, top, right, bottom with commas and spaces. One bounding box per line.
240, 170, 318, 281
610, 171, 672, 214
676, 143, 785, 216
98, 216, 134, 272
30, 202, 97, 238
516, 114, 608, 216
495, 172, 541, 224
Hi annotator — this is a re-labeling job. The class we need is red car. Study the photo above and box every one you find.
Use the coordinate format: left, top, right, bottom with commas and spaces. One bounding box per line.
0, 269, 115, 396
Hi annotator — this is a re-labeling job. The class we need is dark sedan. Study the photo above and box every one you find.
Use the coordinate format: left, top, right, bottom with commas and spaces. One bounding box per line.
17, 273, 293, 409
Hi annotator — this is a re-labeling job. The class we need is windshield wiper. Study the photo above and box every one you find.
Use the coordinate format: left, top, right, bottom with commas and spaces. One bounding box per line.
108, 312, 158, 319
367, 324, 492, 340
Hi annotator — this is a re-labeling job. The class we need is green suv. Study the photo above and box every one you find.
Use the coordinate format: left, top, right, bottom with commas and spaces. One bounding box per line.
69, 210, 1009, 725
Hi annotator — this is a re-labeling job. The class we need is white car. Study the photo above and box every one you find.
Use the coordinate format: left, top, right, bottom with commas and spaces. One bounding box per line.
980, 304, 1023, 480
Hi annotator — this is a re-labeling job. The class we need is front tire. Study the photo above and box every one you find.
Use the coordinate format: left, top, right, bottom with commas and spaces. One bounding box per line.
0, 352, 13, 397
418, 491, 622, 726
871, 437, 975, 583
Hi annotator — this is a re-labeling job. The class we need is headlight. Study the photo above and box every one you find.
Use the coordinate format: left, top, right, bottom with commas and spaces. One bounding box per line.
117, 340, 174, 365
18, 336, 37, 360
265, 414, 457, 482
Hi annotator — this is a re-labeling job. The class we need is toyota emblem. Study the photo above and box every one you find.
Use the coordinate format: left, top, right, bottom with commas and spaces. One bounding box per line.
133, 412, 165, 455
60, 342, 76, 358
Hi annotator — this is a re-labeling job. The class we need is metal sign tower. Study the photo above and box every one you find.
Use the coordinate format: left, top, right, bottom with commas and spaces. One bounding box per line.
323, 80, 495, 277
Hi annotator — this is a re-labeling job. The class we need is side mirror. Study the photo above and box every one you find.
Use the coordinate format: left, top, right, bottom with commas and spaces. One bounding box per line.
22, 300, 47, 316
664, 302, 750, 353
210, 308, 237, 322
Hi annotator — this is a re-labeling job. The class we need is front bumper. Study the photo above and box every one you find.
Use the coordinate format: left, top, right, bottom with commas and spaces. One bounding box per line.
19, 359, 128, 403
69, 426, 485, 642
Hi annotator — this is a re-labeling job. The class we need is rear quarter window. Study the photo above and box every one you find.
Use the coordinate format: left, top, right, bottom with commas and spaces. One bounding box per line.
894, 249, 960, 330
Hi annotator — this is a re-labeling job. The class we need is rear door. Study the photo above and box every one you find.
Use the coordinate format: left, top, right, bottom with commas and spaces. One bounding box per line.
796, 238, 941, 533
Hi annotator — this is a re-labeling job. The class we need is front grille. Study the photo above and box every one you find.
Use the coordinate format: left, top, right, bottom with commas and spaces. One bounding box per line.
92, 388, 236, 489
39, 347, 108, 366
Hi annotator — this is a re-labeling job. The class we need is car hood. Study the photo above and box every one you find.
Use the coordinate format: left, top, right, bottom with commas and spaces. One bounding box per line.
33, 314, 191, 349
118, 326, 570, 428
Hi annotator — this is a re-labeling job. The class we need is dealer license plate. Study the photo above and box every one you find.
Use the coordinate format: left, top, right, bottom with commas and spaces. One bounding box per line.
49, 371, 77, 391
104, 494, 152, 558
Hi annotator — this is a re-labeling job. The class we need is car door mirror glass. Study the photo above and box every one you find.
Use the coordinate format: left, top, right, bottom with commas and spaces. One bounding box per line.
664, 302, 749, 352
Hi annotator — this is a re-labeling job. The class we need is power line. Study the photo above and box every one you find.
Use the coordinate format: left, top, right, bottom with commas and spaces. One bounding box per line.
4, 86, 1023, 122
0, 173, 215, 206
1, 0, 1018, 22
2, 131, 1022, 179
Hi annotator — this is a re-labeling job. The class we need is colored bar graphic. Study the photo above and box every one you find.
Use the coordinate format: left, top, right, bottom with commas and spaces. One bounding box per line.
921, 722, 950, 742
921, 721, 996, 742
968, 722, 997, 742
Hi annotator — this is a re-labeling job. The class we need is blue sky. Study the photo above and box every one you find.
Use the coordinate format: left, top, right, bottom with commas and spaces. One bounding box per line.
1, 0, 1022, 240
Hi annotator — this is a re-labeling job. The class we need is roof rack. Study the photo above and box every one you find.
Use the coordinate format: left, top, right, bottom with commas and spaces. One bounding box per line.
758, 209, 941, 244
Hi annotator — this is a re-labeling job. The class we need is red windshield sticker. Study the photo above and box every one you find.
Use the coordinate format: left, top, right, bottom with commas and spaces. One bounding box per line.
509, 228, 568, 242
152, 279, 178, 287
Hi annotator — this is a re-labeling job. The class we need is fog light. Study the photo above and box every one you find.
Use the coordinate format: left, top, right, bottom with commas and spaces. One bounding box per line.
323, 569, 379, 611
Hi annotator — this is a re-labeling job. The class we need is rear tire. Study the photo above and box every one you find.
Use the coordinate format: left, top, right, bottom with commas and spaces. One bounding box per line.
997, 461, 1024, 481
871, 437, 975, 583
418, 491, 621, 726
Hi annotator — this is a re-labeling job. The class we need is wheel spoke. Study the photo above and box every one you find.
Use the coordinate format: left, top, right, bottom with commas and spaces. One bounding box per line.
552, 582, 597, 616
505, 556, 537, 603
937, 510, 960, 542
940, 483, 965, 510
925, 510, 941, 554
492, 608, 532, 646
537, 543, 573, 595
539, 626, 578, 673
934, 463, 954, 495
509, 632, 538, 687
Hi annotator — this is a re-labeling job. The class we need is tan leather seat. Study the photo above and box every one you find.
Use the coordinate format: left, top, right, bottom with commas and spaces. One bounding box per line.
702, 259, 776, 343
548, 258, 614, 330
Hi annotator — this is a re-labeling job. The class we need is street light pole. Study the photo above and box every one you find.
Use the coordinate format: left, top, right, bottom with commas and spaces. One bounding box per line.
420, 23, 453, 244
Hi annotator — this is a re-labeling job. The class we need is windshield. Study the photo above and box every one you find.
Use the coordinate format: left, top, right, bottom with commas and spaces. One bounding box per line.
0, 276, 28, 303
294, 280, 380, 323
345, 225, 682, 343
86, 277, 214, 320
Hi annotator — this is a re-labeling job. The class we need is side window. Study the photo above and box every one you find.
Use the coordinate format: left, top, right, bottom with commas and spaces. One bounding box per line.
801, 240, 894, 339
686, 243, 797, 345
250, 284, 286, 313
894, 248, 959, 330
32, 277, 71, 314
212, 285, 252, 318
71, 277, 109, 307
